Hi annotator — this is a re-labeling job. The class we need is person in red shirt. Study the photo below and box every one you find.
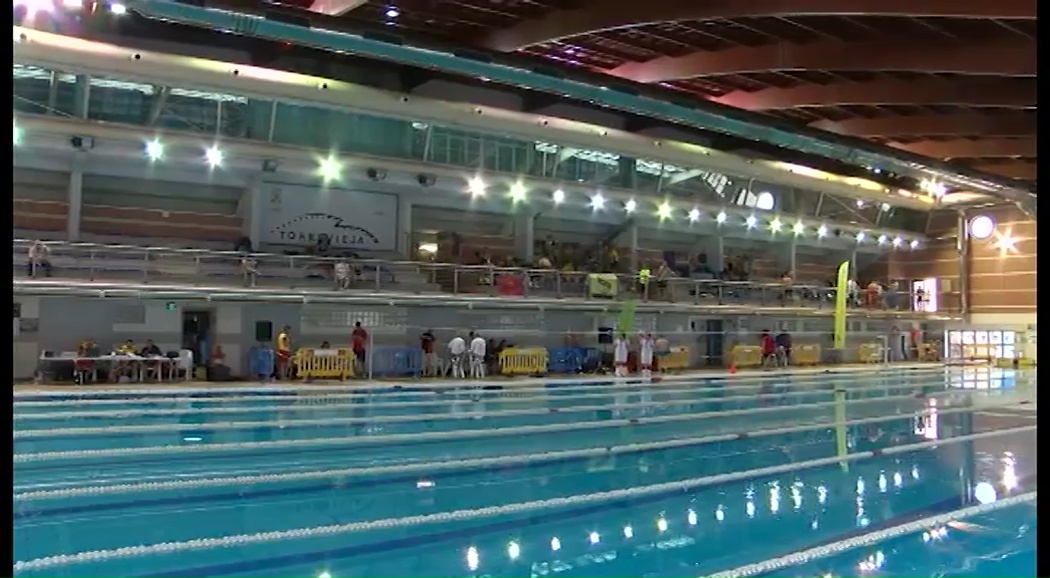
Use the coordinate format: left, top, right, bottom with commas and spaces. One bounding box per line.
760, 330, 777, 368
420, 329, 436, 376
351, 321, 368, 376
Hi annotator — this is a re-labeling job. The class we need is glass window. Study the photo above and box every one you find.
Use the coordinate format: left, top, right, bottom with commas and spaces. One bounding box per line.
962, 331, 975, 345
1002, 345, 1015, 359
1003, 331, 1016, 344
975, 331, 989, 344
989, 331, 1002, 344
948, 330, 962, 344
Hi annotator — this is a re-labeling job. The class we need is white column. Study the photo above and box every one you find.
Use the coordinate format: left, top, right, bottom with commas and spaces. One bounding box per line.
514, 213, 535, 262
849, 250, 858, 279
66, 153, 84, 241
788, 238, 797, 275
398, 197, 413, 258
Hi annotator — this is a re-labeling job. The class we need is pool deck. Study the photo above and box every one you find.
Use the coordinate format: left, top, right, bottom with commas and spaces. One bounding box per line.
10, 361, 1009, 394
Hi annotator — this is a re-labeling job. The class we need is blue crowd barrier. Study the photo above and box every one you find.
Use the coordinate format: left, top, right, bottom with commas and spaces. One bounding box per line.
547, 346, 596, 374
248, 346, 275, 378
370, 346, 424, 377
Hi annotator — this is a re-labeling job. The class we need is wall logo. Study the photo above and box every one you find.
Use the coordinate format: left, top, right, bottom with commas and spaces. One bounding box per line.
269, 213, 381, 247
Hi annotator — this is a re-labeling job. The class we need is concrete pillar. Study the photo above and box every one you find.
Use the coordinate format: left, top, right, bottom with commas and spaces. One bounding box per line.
398, 197, 413, 258
514, 212, 535, 262
788, 238, 797, 275
628, 222, 639, 272
66, 153, 84, 241
849, 250, 858, 280
238, 177, 262, 246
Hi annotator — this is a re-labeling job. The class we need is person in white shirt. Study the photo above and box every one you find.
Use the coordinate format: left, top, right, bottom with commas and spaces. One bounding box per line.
613, 333, 629, 377
469, 331, 487, 379
639, 332, 655, 378
334, 260, 351, 290
447, 335, 466, 378
27, 240, 52, 278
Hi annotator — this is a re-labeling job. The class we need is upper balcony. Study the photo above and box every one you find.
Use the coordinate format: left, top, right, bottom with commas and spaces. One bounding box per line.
14, 239, 962, 318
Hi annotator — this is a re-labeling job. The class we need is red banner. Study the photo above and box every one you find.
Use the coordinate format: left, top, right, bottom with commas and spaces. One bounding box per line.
496, 274, 525, 297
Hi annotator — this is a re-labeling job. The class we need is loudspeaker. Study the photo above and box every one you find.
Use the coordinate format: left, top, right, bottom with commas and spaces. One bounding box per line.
255, 321, 273, 342
597, 326, 614, 345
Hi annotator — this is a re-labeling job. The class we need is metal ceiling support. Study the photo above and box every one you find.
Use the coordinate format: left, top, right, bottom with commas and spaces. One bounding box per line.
811, 113, 1037, 138
146, 85, 171, 127
484, 0, 1037, 52
46, 70, 59, 115
72, 74, 90, 119
308, 0, 367, 16
972, 162, 1037, 180
891, 138, 1037, 159
609, 38, 1036, 84
714, 78, 1037, 111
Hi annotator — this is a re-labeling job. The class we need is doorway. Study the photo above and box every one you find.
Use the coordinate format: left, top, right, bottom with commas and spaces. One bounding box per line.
182, 310, 213, 366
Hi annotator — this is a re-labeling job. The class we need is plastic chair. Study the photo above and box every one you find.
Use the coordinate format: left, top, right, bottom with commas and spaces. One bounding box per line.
169, 349, 194, 381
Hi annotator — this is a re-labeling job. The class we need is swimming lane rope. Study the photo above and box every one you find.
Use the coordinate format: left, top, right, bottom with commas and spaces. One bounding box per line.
12, 425, 1034, 573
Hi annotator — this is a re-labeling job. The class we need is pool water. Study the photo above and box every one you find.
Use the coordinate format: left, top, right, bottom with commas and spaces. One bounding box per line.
12, 367, 1037, 577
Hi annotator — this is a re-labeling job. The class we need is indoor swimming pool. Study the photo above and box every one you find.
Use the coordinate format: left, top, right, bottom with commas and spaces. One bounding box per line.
12, 366, 1037, 577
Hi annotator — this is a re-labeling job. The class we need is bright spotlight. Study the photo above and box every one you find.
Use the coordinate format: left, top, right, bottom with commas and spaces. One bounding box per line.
892, 236, 903, 247
318, 156, 342, 182
657, 202, 673, 220
507, 541, 521, 560
623, 526, 634, 539
910, 239, 919, 249
877, 234, 888, 245
552, 189, 565, 204
110, 2, 128, 15
145, 139, 164, 161
817, 224, 828, 238
856, 232, 866, 242
590, 193, 605, 210
624, 198, 637, 213
687, 208, 700, 222
204, 145, 223, 168
588, 531, 600, 544
880, 203, 891, 212
467, 175, 486, 197
769, 218, 782, 232
508, 181, 527, 203
716, 211, 727, 224
856, 199, 865, 208
792, 221, 805, 235
656, 518, 668, 532
746, 215, 757, 229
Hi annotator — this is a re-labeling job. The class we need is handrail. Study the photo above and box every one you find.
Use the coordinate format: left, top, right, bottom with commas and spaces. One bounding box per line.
14, 238, 959, 312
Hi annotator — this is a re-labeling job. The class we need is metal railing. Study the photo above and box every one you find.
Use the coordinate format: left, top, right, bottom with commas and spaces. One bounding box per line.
14, 239, 960, 313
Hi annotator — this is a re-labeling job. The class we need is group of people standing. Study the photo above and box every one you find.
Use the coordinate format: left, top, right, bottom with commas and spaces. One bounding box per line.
612, 332, 668, 378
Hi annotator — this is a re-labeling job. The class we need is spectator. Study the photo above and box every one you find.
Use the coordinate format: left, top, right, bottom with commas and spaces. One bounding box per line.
240, 255, 258, 287
775, 330, 792, 366
351, 322, 368, 375
885, 281, 900, 310
28, 240, 52, 278
760, 330, 777, 368
275, 325, 293, 380
865, 281, 883, 308
334, 259, 351, 290
448, 333, 467, 378
420, 329, 437, 377
234, 236, 253, 253
319, 341, 331, 349
315, 233, 332, 255
469, 331, 486, 379
847, 278, 860, 307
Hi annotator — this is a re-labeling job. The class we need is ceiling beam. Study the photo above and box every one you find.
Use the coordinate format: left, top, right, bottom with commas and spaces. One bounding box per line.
609, 38, 1035, 84
973, 162, 1037, 180
485, 0, 1037, 52
891, 138, 1037, 159
810, 113, 1036, 137
714, 78, 1036, 110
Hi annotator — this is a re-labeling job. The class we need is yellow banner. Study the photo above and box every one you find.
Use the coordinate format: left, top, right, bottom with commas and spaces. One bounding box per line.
587, 273, 619, 299
833, 260, 850, 350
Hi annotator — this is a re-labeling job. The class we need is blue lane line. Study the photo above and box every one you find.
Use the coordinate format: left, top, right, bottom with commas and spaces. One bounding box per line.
132, 492, 970, 578
15, 431, 833, 519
